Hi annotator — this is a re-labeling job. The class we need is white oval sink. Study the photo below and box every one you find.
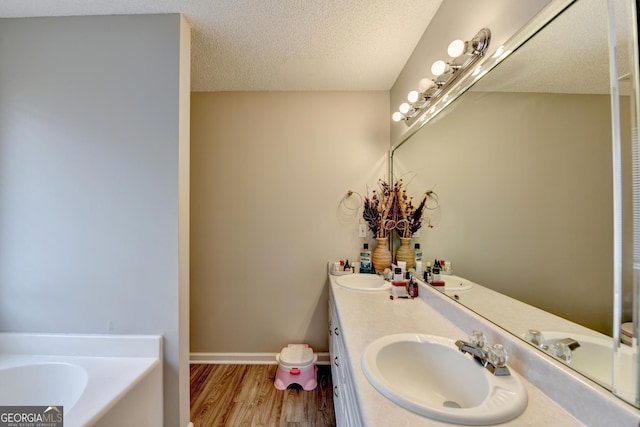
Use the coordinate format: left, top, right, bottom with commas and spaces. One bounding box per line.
442, 274, 474, 291
362, 333, 527, 425
335, 274, 391, 292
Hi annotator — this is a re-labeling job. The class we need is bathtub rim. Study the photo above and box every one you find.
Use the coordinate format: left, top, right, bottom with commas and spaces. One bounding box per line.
0, 333, 163, 426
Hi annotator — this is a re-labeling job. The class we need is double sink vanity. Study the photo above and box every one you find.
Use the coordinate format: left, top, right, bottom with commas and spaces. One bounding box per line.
329, 0, 640, 422
328, 271, 640, 426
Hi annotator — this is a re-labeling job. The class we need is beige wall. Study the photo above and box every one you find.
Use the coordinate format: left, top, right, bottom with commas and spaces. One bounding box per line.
190, 91, 389, 352
177, 15, 191, 427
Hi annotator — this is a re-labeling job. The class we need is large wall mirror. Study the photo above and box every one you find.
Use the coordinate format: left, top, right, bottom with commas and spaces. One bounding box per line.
391, 0, 639, 406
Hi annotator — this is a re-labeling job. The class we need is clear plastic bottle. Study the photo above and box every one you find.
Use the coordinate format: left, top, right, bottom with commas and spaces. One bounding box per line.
414, 243, 423, 276
414, 243, 423, 264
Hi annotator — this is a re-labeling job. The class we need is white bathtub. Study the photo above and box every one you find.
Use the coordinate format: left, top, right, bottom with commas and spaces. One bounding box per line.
0, 333, 163, 427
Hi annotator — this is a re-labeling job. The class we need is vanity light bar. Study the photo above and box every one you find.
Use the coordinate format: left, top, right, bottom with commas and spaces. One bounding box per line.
393, 28, 491, 126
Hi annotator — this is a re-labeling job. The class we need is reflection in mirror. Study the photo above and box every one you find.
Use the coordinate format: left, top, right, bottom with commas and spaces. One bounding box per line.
391, 0, 638, 406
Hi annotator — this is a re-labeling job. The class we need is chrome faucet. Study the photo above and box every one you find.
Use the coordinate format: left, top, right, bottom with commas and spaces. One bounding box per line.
455, 330, 511, 376
524, 330, 580, 363
455, 340, 486, 360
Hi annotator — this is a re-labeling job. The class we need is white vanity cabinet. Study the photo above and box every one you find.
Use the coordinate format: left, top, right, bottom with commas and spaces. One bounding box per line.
329, 295, 363, 427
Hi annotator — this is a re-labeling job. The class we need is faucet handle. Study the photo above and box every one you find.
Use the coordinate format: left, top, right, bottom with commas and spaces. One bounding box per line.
524, 329, 546, 347
458, 333, 512, 376
470, 330, 487, 349
487, 343, 508, 367
550, 341, 573, 363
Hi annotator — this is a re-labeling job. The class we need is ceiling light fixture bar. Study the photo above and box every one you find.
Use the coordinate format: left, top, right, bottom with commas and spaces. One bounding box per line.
393, 28, 491, 126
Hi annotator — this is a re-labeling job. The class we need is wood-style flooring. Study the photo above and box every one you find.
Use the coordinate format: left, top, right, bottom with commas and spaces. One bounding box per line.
190, 364, 336, 427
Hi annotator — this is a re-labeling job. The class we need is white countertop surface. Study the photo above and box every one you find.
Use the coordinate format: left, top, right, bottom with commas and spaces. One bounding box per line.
439, 275, 608, 341
329, 274, 583, 426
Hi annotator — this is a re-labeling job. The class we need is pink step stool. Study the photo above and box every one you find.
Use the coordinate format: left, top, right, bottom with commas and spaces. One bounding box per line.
274, 344, 318, 391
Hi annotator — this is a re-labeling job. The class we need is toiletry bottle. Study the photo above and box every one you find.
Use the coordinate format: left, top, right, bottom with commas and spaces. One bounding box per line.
414, 243, 423, 264
405, 271, 411, 295
393, 267, 403, 282
332, 261, 340, 274
391, 280, 407, 297
408, 276, 419, 298
359, 243, 372, 274
415, 260, 423, 277
391, 271, 409, 297
413, 243, 422, 276
432, 266, 441, 282
344, 259, 351, 272
424, 262, 432, 283
397, 261, 406, 278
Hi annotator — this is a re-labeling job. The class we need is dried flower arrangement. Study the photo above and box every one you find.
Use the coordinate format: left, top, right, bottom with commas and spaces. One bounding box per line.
363, 179, 438, 238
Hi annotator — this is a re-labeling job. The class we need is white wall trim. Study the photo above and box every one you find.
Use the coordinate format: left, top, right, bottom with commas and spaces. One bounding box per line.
190, 352, 330, 365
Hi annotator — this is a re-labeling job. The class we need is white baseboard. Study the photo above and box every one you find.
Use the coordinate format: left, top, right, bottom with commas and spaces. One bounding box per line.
190, 351, 330, 365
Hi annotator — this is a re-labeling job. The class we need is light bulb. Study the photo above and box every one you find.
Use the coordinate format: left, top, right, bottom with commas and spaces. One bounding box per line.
431, 60, 448, 77
407, 91, 419, 103
418, 78, 435, 92
447, 39, 465, 57
399, 103, 410, 114
392, 112, 404, 122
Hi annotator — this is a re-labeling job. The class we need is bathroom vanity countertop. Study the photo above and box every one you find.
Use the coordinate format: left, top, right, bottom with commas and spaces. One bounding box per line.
329, 274, 584, 426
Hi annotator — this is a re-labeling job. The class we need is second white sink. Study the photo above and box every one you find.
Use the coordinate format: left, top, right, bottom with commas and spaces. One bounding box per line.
335, 274, 391, 292
441, 274, 474, 291
361, 333, 527, 425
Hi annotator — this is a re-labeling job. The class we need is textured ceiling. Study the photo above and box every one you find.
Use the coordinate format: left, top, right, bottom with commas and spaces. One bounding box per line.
0, 0, 444, 91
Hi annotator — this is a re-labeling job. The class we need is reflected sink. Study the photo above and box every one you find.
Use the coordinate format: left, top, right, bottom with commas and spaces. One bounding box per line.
335, 274, 391, 292
362, 333, 527, 425
536, 331, 612, 386
532, 331, 635, 395
442, 274, 474, 291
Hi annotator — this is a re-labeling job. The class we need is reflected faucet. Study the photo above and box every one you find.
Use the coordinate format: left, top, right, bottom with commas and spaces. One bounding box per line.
524, 330, 580, 363
455, 330, 511, 376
